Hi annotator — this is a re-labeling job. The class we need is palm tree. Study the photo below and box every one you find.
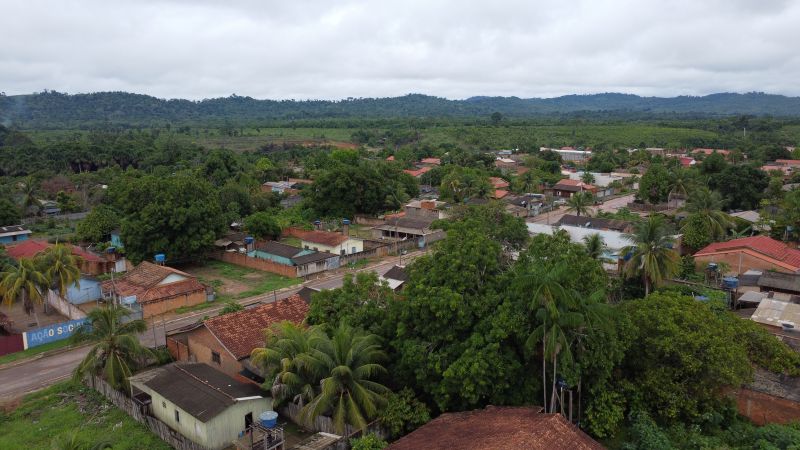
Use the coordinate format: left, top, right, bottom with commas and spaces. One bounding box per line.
566, 191, 594, 217
251, 321, 324, 408
582, 233, 606, 259
667, 170, 691, 206
37, 243, 83, 299
71, 305, 152, 389
18, 176, 40, 216
301, 324, 390, 434
0, 258, 48, 326
683, 187, 731, 240
622, 215, 679, 295
580, 172, 596, 185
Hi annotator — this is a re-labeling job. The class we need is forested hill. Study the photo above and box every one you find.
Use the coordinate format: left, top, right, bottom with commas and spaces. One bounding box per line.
2, 91, 800, 127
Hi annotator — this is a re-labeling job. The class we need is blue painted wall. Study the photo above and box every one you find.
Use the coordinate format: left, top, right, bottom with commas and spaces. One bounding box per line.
24, 318, 89, 349
0, 234, 29, 244
66, 278, 102, 304
110, 232, 123, 248
248, 250, 294, 265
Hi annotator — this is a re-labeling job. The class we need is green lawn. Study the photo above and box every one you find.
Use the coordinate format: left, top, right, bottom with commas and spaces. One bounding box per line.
187, 260, 301, 305
0, 381, 171, 450
0, 339, 76, 366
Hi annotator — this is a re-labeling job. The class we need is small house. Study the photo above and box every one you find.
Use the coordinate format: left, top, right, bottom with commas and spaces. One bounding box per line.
547, 179, 598, 198
101, 262, 207, 318
694, 236, 800, 274
0, 225, 31, 244
379, 265, 407, 291
129, 362, 270, 450
299, 230, 364, 256
166, 294, 309, 383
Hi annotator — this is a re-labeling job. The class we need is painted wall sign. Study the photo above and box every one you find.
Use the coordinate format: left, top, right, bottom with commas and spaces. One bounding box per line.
23, 318, 89, 349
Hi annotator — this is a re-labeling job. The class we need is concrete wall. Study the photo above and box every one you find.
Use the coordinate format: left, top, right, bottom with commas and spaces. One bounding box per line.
141, 290, 206, 318
694, 251, 796, 274
66, 278, 101, 304
301, 238, 363, 255
0, 234, 29, 244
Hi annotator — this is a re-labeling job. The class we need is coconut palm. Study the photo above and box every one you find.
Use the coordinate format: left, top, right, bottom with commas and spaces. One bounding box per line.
580, 172, 596, 185
667, 170, 691, 202
566, 191, 594, 217
251, 321, 324, 408
0, 258, 48, 325
622, 215, 679, 295
18, 176, 40, 216
72, 305, 152, 389
582, 233, 606, 259
301, 324, 390, 434
37, 244, 83, 298
683, 187, 731, 240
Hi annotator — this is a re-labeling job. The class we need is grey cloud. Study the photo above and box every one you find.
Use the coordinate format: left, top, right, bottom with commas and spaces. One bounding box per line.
1, 0, 799, 99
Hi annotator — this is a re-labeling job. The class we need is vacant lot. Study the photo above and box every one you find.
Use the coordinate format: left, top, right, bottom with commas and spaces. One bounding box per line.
0, 381, 170, 450
185, 260, 300, 302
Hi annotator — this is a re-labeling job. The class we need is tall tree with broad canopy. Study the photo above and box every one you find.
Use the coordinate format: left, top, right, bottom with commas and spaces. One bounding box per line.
108, 171, 226, 263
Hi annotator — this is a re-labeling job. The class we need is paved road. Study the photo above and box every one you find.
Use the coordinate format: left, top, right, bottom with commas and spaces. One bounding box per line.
0, 253, 415, 401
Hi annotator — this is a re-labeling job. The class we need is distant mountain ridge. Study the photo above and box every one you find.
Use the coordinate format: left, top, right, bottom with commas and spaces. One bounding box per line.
2, 91, 800, 127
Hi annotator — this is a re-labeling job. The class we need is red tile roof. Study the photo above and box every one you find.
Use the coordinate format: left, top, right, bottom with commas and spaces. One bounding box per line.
489, 177, 510, 189
420, 157, 441, 165
388, 406, 604, 450
553, 179, 597, 192
298, 230, 349, 247
693, 148, 731, 156
386, 155, 395, 161
679, 156, 696, 167
204, 294, 309, 360
5, 240, 104, 262
101, 261, 204, 303
695, 236, 800, 272
494, 189, 509, 199
403, 166, 432, 178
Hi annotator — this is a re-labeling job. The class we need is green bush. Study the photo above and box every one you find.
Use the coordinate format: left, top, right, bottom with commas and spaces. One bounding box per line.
350, 433, 388, 450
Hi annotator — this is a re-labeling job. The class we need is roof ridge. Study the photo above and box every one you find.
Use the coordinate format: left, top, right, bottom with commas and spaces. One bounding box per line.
173, 363, 237, 402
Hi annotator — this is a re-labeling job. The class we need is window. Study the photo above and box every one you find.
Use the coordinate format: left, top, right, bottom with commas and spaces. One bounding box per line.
352, 246, 356, 254
340, 249, 346, 255
211, 351, 221, 365
175, 409, 180, 423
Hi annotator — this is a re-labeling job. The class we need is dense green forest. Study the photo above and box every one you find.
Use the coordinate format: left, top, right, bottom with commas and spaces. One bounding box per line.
3, 91, 800, 128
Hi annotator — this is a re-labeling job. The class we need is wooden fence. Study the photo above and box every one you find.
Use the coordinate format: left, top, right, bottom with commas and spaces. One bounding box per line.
279, 402, 386, 448
86, 376, 212, 450
210, 251, 298, 278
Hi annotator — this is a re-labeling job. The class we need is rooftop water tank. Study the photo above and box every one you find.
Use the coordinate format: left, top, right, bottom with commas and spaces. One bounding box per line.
154, 253, 166, 263
343, 219, 351, 225
106, 246, 116, 254
259, 411, 278, 429
722, 276, 739, 289
244, 236, 254, 245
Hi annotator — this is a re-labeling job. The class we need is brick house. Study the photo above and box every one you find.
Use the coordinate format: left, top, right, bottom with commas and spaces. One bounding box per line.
547, 179, 598, 198
166, 294, 309, 384
101, 262, 207, 318
693, 236, 800, 274
5, 239, 113, 276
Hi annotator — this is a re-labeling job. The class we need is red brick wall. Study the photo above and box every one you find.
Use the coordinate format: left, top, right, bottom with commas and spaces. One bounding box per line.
186, 327, 244, 380
210, 251, 298, 278
166, 337, 189, 361
694, 251, 794, 274
141, 290, 206, 318
735, 388, 800, 425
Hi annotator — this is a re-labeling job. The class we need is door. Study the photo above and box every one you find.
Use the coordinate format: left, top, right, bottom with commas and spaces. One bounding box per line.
245, 412, 253, 430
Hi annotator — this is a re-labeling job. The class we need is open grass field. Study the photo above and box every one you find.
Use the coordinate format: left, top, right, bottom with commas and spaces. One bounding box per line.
183, 260, 300, 302
0, 380, 170, 450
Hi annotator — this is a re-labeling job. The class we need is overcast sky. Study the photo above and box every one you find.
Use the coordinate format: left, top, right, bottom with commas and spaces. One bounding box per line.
2, 0, 800, 100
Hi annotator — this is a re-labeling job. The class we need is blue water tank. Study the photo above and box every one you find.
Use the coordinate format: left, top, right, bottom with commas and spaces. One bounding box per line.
259, 411, 278, 428
313, 220, 321, 226
154, 253, 166, 263
106, 246, 116, 254
343, 219, 351, 225
722, 276, 739, 289
244, 236, 254, 245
